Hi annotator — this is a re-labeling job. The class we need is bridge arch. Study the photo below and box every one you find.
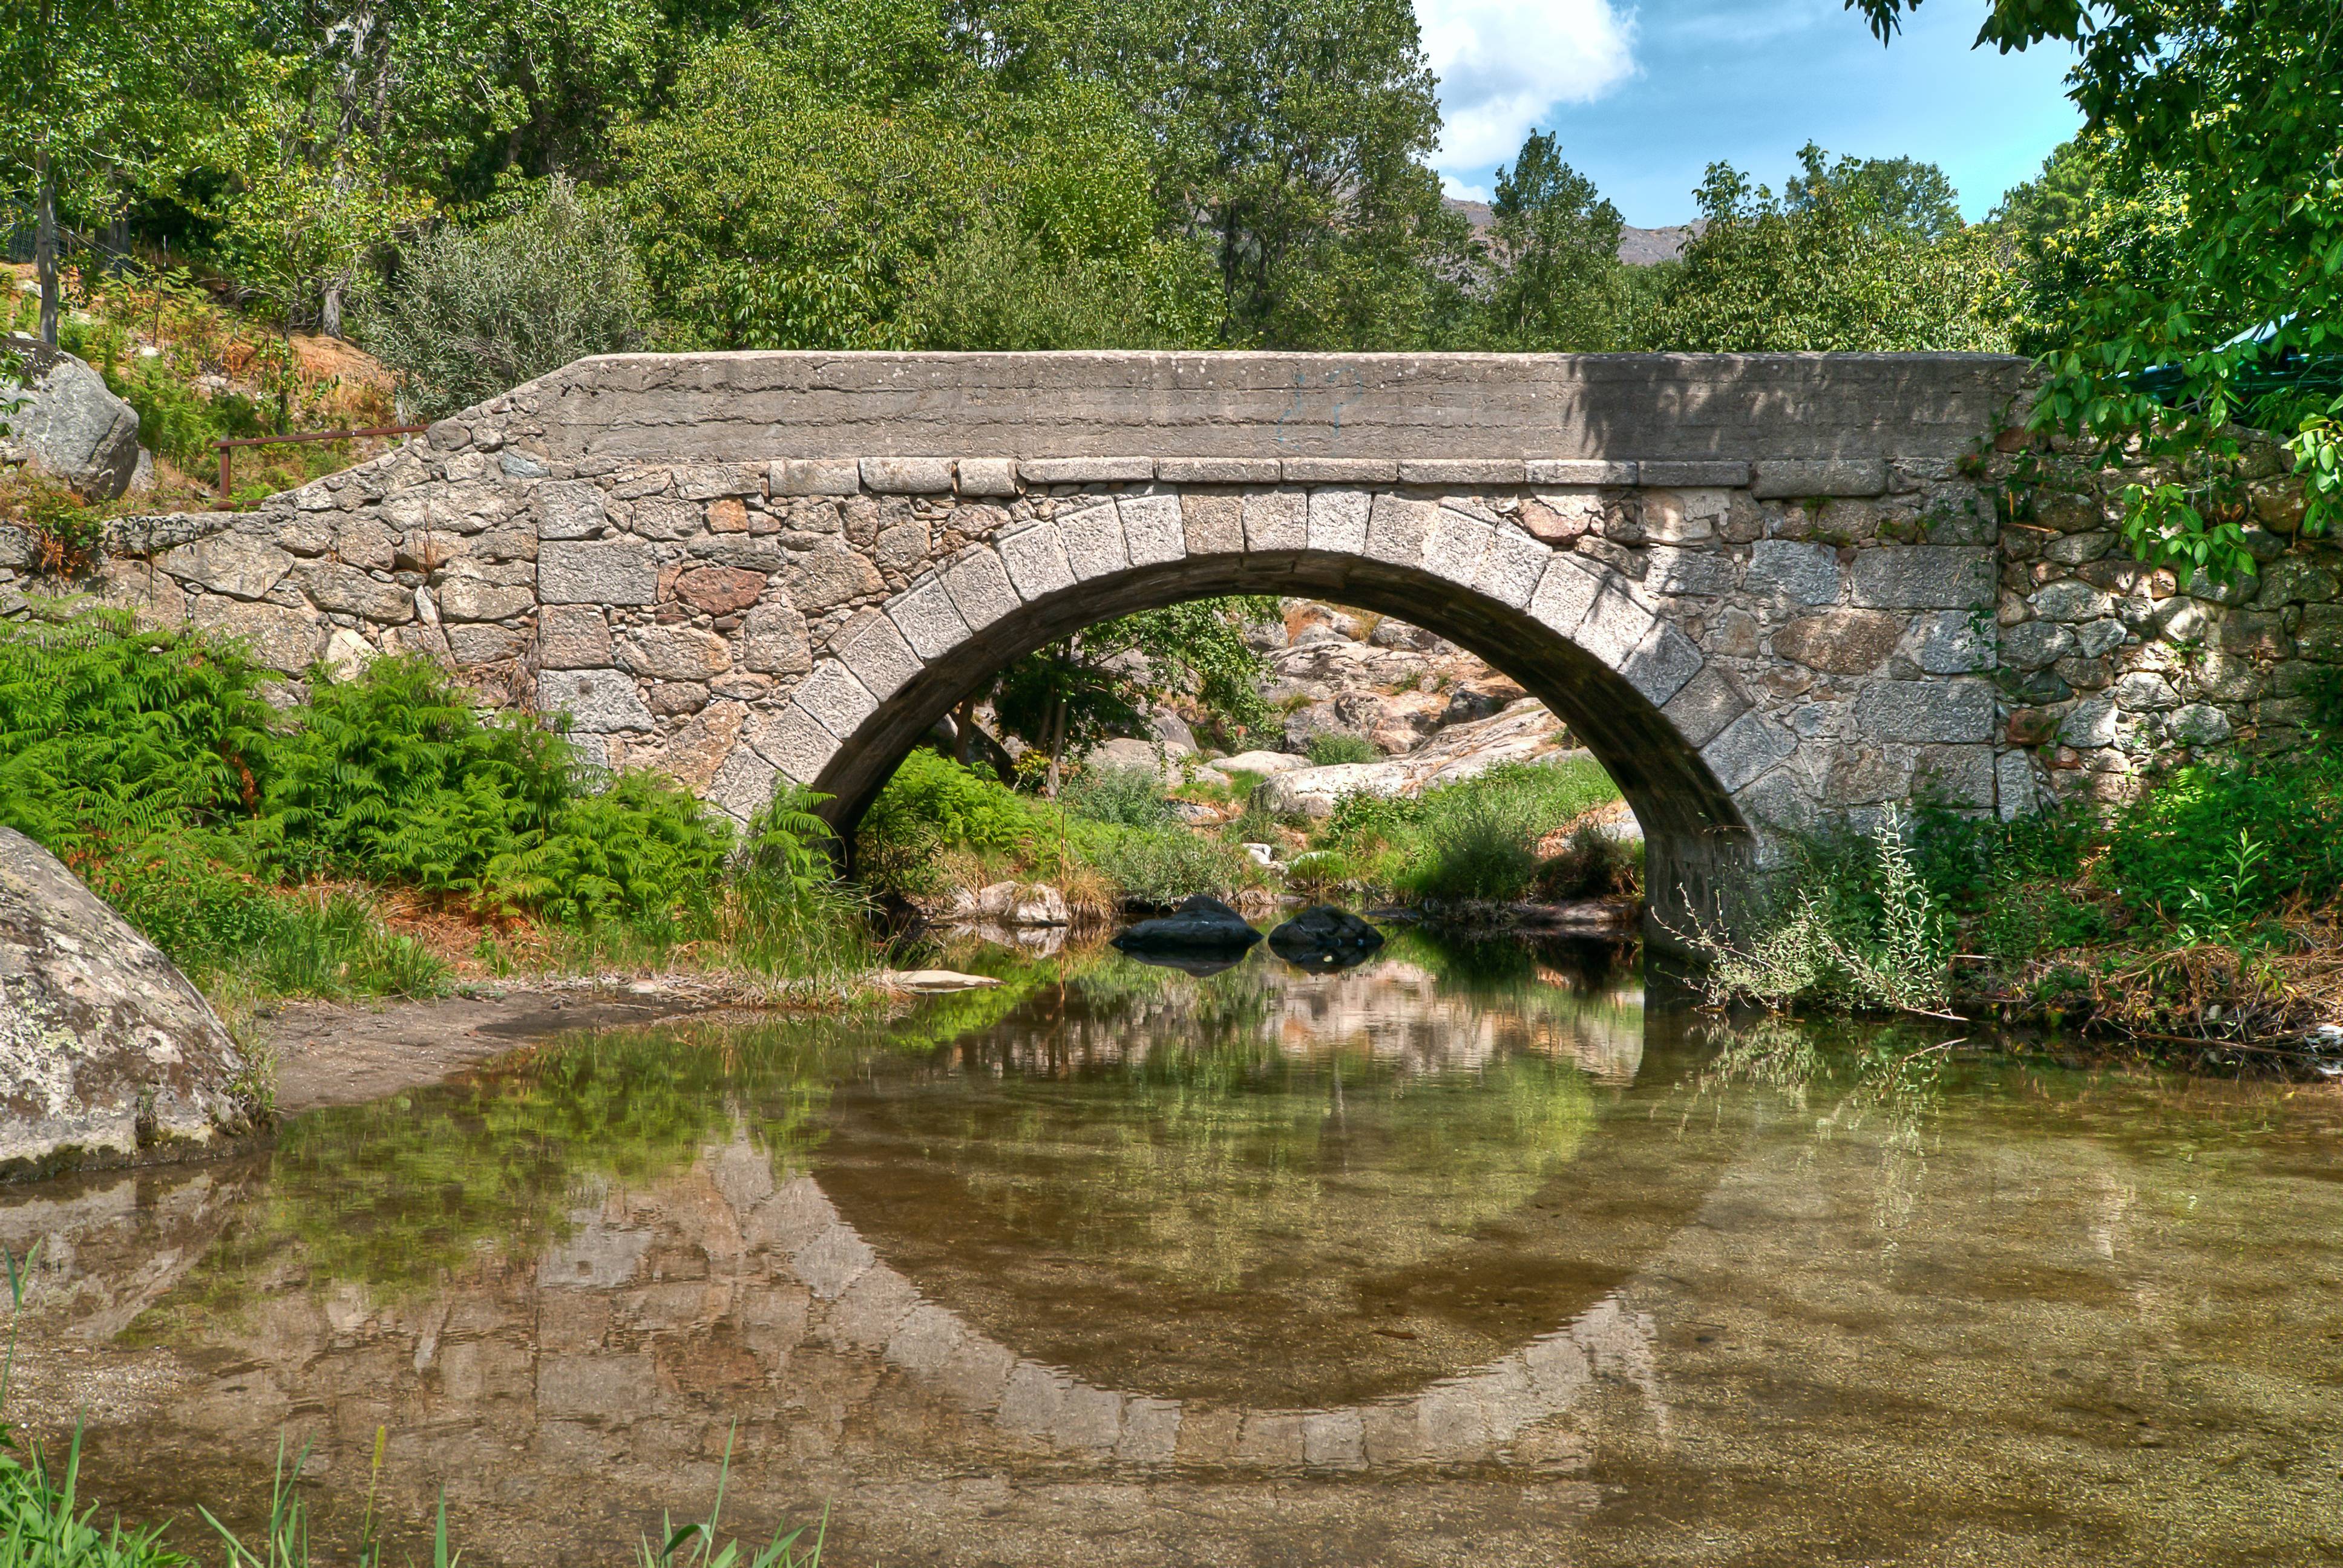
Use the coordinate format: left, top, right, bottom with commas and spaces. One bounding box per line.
762, 493, 1760, 923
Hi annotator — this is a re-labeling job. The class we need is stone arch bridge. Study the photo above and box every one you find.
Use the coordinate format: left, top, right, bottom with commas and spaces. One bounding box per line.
95, 350, 2272, 930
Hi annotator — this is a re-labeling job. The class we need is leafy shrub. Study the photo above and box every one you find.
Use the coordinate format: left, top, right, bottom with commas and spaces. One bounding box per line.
857, 748, 1050, 897
1304, 732, 1380, 766
1064, 763, 1173, 828
1533, 823, 1643, 901
2098, 748, 2343, 924
487, 773, 731, 929
240, 892, 451, 1001
361, 177, 650, 419
1405, 788, 1543, 901
860, 749, 1246, 906
103, 351, 274, 475
266, 657, 574, 886
75, 831, 280, 969
0, 612, 277, 851
1080, 825, 1249, 904
0, 619, 777, 996
1977, 881, 2105, 967
1311, 756, 1623, 901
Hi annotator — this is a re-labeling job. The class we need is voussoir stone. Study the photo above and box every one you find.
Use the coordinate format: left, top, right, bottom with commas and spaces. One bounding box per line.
1, 826, 255, 1178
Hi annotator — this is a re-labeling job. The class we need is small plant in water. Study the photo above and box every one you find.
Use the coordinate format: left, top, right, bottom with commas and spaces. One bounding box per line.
638, 1427, 824, 1568
1676, 809, 1954, 1018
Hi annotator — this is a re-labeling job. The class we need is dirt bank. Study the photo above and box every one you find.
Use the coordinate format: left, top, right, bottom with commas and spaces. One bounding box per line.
260, 980, 733, 1115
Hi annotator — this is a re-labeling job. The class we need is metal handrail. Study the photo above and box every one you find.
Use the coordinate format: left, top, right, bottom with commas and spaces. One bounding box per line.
216, 425, 424, 498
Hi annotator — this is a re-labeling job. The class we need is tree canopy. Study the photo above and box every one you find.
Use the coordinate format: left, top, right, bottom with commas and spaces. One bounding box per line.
1855, 0, 2343, 575
1634, 148, 2011, 353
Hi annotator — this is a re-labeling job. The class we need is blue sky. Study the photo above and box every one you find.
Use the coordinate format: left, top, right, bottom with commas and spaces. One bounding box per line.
1423, 0, 2084, 224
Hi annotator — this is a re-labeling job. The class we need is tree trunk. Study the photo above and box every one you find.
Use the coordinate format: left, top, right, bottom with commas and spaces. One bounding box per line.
31, 0, 57, 345
320, 281, 343, 340
951, 694, 979, 765
1044, 692, 1066, 800
34, 146, 60, 347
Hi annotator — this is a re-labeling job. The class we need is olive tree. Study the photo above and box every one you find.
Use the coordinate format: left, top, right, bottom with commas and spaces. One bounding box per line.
359, 177, 649, 419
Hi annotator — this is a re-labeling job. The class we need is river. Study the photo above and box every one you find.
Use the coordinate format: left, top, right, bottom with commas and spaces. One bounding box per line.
4, 930, 2339, 1566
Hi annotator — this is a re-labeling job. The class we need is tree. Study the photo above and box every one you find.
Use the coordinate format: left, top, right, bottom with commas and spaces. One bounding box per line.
246, 0, 762, 201
205, 85, 434, 347
1481, 130, 1634, 351
359, 177, 650, 418
1851, 0, 2343, 577
1090, 0, 1465, 348
1784, 140, 1963, 240
903, 209, 1218, 350
1636, 154, 2012, 353
1991, 134, 2188, 358
618, 4, 1181, 350
991, 599, 1274, 795
0, 0, 247, 344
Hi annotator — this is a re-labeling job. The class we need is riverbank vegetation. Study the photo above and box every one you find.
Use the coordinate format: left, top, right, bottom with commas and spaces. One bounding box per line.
1293, 756, 1635, 907
1681, 717, 2343, 1067
0, 610, 874, 1007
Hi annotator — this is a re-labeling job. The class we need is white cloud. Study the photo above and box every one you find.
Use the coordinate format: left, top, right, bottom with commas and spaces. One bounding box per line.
1420, 0, 1640, 174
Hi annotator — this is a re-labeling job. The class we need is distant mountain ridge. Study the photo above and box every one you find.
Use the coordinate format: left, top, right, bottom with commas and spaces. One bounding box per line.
1441, 198, 1703, 265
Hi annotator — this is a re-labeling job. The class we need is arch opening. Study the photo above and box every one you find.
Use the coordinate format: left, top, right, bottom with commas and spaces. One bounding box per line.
808, 550, 1754, 936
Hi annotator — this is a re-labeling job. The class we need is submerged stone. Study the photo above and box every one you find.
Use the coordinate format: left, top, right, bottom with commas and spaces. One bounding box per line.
1267, 905, 1386, 972
0, 827, 257, 1180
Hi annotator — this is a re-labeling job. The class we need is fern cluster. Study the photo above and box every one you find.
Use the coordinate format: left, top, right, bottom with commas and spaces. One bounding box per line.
0, 615, 847, 994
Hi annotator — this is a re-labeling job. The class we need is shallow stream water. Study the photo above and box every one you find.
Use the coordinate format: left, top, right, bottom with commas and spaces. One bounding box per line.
5, 931, 2342, 1566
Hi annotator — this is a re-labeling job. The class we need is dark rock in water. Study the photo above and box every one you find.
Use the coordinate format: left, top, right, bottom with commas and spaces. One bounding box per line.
1, 826, 257, 1180
1267, 905, 1386, 972
1110, 894, 1263, 956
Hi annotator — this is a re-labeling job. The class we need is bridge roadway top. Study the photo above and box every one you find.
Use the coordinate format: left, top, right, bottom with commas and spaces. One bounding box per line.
522, 351, 2032, 466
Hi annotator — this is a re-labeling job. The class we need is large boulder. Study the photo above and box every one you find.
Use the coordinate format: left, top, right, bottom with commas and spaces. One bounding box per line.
1, 335, 143, 500
1110, 894, 1263, 956
1, 827, 256, 1180
950, 880, 1070, 927
1256, 760, 1413, 819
